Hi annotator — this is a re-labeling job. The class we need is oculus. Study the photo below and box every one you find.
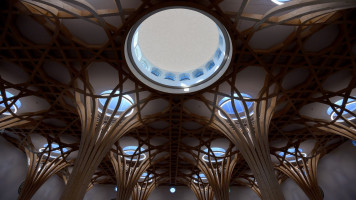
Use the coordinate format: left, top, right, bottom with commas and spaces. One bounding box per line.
125, 7, 232, 93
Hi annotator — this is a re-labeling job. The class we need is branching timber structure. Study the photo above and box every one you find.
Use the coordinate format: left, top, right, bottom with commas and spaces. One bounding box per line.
110, 140, 168, 200
272, 139, 343, 200
180, 142, 238, 200
0, 0, 356, 199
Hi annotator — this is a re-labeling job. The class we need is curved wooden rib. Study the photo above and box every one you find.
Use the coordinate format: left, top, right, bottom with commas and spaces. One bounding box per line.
110, 142, 168, 200
253, 0, 356, 30
18, 137, 73, 200
180, 144, 237, 200
186, 176, 214, 200
235, 175, 262, 199
60, 79, 149, 200
200, 86, 284, 200
131, 177, 166, 200
273, 143, 324, 200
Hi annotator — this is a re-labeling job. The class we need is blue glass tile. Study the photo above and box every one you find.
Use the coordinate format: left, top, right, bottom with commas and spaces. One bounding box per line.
206, 60, 215, 71
193, 69, 204, 78
165, 73, 176, 81
151, 68, 161, 77
179, 73, 190, 81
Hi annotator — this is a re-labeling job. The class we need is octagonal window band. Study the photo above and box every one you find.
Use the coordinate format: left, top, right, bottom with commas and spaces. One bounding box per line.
125, 7, 232, 94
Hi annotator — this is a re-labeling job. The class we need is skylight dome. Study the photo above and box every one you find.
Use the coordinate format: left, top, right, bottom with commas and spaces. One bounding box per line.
202, 147, 226, 163
98, 90, 134, 118
0, 91, 21, 115
271, 0, 292, 5
122, 146, 146, 161
327, 97, 356, 122
125, 7, 232, 94
218, 93, 254, 120
39, 143, 68, 159
278, 148, 306, 163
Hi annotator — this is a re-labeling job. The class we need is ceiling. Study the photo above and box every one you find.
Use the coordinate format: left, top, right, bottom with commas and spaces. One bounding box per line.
0, 0, 356, 194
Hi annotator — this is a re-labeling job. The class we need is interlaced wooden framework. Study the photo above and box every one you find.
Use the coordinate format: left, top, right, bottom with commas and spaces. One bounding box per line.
0, 0, 356, 199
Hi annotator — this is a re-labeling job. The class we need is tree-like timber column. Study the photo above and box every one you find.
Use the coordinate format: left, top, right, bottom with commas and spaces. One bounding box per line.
235, 175, 262, 199
201, 85, 285, 200
181, 144, 237, 200
273, 142, 329, 200
180, 175, 214, 200
110, 141, 168, 200
131, 177, 165, 200
60, 80, 151, 200
18, 137, 73, 200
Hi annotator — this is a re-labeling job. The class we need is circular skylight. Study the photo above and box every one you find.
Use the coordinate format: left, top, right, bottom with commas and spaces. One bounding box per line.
98, 90, 134, 118
0, 91, 21, 115
39, 143, 68, 159
202, 147, 226, 163
278, 148, 306, 163
125, 7, 232, 94
327, 97, 356, 122
271, 0, 292, 5
218, 93, 253, 120
122, 146, 146, 161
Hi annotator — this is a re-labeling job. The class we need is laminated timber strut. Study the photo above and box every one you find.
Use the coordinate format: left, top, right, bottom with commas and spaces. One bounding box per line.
110, 141, 168, 200
0, 0, 356, 199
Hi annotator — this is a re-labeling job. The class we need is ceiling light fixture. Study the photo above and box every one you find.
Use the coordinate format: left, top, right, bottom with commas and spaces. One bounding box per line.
125, 7, 232, 94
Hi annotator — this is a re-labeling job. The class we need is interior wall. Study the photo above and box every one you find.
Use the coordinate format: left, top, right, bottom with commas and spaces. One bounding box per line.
229, 186, 260, 200
0, 136, 65, 200
84, 184, 116, 200
148, 186, 195, 200
318, 140, 356, 200
0, 136, 27, 200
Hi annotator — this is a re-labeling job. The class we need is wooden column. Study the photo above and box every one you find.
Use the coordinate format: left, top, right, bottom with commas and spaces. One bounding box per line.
273, 144, 324, 200
18, 138, 73, 200
110, 142, 167, 200
236, 175, 262, 199
60, 82, 148, 200
131, 177, 165, 200
181, 144, 237, 200
202, 87, 285, 200
184, 175, 214, 200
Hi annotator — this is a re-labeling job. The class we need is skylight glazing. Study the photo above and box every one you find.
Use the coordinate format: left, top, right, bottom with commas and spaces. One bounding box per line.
39, 143, 68, 159
271, 0, 292, 5
125, 7, 232, 94
98, 90, 134, 118
202, 147, 226, 162
218, 93, 254, 120
122, 146, 146, 161
193, 173, 208, 183
0, 91, 21, 115
327, 97, 356, 122
278, 148, 306, 163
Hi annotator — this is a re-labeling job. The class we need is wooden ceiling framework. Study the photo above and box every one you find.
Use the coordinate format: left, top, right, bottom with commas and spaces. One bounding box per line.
1, 0, 356, 199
